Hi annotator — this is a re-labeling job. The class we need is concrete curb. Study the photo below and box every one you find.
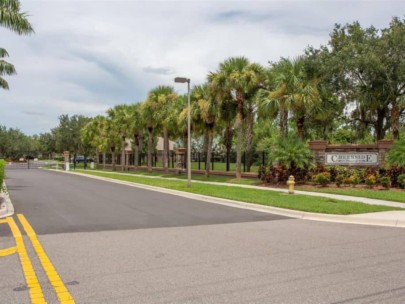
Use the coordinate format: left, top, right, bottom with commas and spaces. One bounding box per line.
52, 169, 405, 229
0, 182, 14, 219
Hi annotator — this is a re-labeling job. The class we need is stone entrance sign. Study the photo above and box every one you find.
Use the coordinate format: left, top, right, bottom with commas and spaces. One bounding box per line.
325, 152, 378, 165
309, 140, 393, 167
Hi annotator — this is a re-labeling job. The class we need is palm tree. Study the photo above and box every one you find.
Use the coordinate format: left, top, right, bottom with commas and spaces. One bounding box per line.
107, 105, 133, 171
259, 57, 320, 141
0, 0, 33, 34
127, 103, 144, 169
192, 83, 219, 177
80, 115, 108, 166
0, 48, 15, 89
143, 86, 177, 173
257, 64, 288, 137
209, 57, 265, 179
0, 0, 33, 90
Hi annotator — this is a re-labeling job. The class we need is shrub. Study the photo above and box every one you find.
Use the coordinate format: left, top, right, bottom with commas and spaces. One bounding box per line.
380, 167, 405, 187
350, 174, 360, 188
386, 139, 405, 167
335, 174, 344, 187
312, 172, 331, 187
269, 136, 315, 171
379, 176, 391, 189
0, 159, 5, 192
343, 176, 352, 187
397, 174, 405, 189
365, 175, 377, 189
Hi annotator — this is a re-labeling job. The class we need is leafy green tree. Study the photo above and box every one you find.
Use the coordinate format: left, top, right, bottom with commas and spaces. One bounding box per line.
38, 132, 56, 159
317, 18, 405, 140
0, 0, 33, 90
53, 114, 92, 157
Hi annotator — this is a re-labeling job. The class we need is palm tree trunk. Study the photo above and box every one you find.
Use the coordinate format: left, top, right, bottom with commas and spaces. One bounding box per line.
280, 107, 288, 137
203, 128, 209, 168
245, 106, 254, 172
121, 135, 126, 171
102, 152, 106, 169
134, 133, 139, 170
183, 130, 188, 170
236, 90, 245, 179
111, 146, 116, 171
147, 127, 153, 172
224, 125, 233, 172
163, 127, 169, 173
205, 126, 214, 177
296, 116, 305, 141
138, 130, 143, 166
391, 101, 400, 140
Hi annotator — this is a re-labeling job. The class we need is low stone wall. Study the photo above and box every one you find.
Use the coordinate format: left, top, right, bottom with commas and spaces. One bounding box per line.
309, 140, 393, 168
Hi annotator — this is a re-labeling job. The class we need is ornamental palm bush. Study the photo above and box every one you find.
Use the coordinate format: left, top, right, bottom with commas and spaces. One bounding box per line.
269, 136, 315, 180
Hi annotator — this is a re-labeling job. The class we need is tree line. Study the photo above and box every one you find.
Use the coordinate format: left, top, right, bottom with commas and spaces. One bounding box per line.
1, 16, 404, 179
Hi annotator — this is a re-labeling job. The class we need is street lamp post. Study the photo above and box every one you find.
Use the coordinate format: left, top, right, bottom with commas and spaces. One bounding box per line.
174, 77, 191, 187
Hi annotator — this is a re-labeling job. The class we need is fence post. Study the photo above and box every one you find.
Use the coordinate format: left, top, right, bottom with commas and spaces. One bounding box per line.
212, 153, 214, 171
198, 152, 201, 170
262, 151, 265, 166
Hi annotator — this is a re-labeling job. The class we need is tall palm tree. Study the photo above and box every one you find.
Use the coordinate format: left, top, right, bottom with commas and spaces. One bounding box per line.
257, 64, 289, 137
143, 86, 177, 173
0, 0, 33, 90
128, 103, 144, 169
192, 83, 219, 177
107, 105, 133, 171
259, 57, 320, 141
209, 57, 265, 179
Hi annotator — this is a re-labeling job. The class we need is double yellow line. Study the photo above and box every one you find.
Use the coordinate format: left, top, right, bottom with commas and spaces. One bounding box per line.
0, 215, 75, 304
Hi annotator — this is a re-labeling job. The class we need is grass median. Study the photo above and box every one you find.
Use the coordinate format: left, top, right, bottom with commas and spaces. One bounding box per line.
297, 186, 405, 203
74, 169, 401, 215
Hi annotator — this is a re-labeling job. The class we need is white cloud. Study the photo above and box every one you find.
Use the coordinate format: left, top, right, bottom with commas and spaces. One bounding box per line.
0, 0, 404, 134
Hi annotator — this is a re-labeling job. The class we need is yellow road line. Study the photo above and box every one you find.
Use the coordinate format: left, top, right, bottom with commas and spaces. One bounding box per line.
6, 217, 46, 304
0, 219, 17, 256
17, 214, 75, 304
0, 246, 17, 256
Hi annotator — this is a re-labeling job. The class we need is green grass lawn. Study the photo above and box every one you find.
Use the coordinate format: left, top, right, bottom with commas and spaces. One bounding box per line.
297, 186, 405, 203
74, 169, 401, 215
81, 167, 260, 185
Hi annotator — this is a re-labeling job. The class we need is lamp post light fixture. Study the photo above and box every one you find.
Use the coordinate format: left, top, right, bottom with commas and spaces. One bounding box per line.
174, 77, 191, 187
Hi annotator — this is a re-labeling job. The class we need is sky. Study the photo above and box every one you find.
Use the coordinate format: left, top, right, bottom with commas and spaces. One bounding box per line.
1, 0, 404, 135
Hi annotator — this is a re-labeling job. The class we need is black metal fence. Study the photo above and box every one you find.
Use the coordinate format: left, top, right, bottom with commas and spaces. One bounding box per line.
98, 151, 269, 173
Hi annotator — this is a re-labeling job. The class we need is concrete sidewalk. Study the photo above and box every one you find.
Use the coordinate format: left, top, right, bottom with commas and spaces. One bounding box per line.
58, 169, 405, 228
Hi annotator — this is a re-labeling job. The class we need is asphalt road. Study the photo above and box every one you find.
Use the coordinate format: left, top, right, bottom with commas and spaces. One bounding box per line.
4, 168, 286, 235
2, 167, 405, 304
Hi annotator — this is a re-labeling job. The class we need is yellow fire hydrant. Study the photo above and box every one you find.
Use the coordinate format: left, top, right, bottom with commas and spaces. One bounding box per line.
287, 175, 295, 194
